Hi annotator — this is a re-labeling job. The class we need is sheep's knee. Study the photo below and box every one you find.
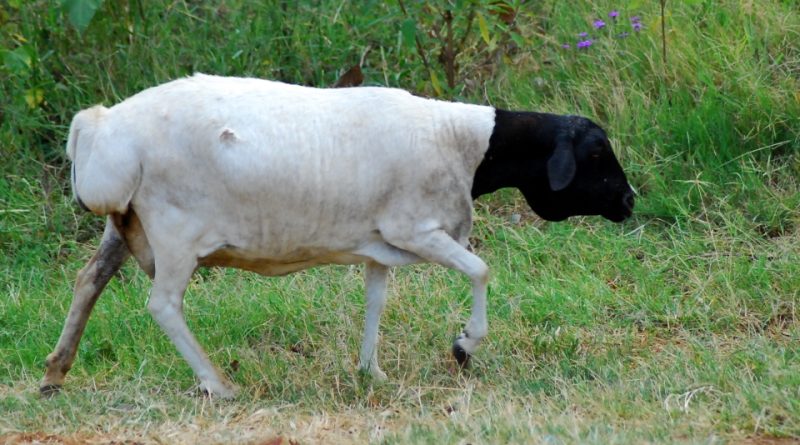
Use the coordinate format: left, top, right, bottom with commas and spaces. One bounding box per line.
146, 295, 179, 323
470, 263, 489, 287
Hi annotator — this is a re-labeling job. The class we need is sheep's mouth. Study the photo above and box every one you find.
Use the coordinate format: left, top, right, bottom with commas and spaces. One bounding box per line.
603, 212, 630, 223
602, 204, 633, 222
602, 190, 634, 222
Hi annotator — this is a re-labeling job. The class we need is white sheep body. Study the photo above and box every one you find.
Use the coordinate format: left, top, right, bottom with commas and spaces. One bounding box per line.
68, 74, 495, 274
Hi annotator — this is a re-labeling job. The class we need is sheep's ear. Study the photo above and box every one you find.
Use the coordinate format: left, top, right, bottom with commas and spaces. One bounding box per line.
333, 65, 364, 88
547, 140, 576, 191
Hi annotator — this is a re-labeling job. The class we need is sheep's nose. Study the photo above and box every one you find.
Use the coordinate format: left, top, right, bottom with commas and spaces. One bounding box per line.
622, 190, 635, 212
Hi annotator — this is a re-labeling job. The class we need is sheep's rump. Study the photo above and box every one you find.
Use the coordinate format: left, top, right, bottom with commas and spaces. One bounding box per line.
67, 105, 140, 214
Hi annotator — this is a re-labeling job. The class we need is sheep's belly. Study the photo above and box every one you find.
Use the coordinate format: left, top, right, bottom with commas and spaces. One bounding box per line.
197, 246, 368, 276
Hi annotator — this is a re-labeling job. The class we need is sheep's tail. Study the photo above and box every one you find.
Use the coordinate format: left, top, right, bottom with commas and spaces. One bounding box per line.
67, 105, 141, 215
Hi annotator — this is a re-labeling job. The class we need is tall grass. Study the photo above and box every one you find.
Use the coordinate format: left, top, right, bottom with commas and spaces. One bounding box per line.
1, 1, 798, 443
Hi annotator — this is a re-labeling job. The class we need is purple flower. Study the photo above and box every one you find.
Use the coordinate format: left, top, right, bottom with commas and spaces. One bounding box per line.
562, 43, 571, 49
630, 16, 641, 23
577, 39, 593, 49
593, 19, 606, 29
632, 22, 642, 31
609, 10, 619, 19
579, 31, 589, 37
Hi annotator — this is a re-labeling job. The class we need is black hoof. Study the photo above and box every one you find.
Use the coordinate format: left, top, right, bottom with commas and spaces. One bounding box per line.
197, 386, 213, 398
40, 384, 62, 397
452, 343, 471, 368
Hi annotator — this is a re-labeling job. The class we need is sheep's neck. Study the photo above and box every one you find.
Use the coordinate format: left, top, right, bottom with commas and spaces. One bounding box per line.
471, 109, 556, 199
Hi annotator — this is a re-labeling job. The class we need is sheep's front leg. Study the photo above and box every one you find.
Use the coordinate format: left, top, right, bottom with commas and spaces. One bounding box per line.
148, 255, 238, 399
387, 230, 488, 368
359, 262, 389, 380
41, 217, 130, 395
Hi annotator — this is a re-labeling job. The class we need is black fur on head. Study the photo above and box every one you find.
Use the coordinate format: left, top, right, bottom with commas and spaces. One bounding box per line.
472, 109, 634, 222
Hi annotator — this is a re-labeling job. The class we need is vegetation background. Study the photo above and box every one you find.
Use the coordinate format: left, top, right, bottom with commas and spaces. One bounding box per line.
1, 0, 798, 443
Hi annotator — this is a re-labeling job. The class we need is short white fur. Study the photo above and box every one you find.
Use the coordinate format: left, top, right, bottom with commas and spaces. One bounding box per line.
47, 74, 498, 397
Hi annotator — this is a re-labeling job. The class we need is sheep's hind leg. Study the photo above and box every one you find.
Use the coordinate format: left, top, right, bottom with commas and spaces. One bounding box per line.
147, 252, 238, 398
385, 229, 488, 368
41, 217, 130, 396
359, 262, 389, 380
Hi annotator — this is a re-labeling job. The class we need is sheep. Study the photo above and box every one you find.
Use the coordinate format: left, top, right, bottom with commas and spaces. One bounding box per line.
41, 74, 634, 398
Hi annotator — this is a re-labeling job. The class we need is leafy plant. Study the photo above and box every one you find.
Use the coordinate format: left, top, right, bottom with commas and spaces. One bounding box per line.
397, 0, 532, 97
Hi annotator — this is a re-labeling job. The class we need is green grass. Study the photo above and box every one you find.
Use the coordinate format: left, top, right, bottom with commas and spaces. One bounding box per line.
1, 0, 799, 443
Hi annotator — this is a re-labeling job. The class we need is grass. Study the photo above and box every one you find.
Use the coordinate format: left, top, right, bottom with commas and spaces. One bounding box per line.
1, 0, 799, 443
2, 215, 798, 443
